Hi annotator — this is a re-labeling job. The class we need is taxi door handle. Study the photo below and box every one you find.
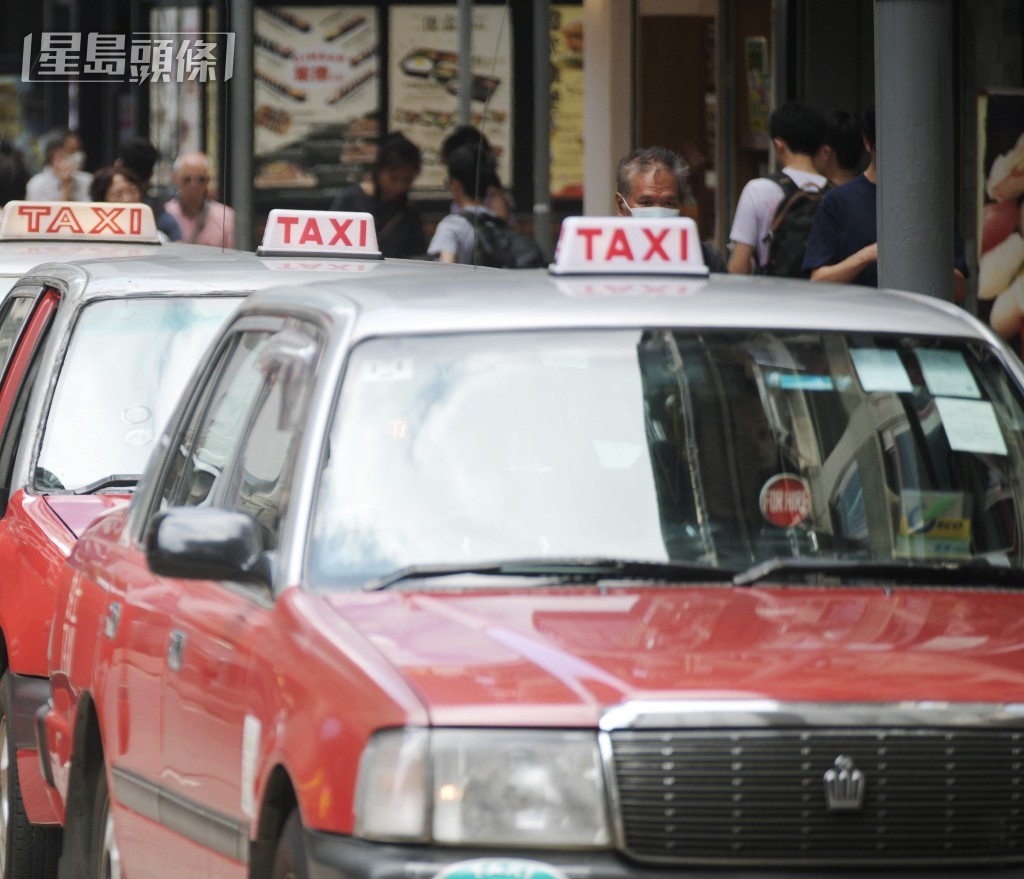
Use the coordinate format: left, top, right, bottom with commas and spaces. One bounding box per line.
168, 630, 186, 672
104, 602, 121, 640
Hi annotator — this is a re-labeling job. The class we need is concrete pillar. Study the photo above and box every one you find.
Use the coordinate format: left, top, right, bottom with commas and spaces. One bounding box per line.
874, 0, 954, 299
534, 0, 553, 259
583, 0, 633, 216
230, 0, 254, 251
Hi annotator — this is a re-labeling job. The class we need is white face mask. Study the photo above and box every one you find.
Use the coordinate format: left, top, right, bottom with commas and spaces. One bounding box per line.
628, 205, 680, 218
66, 150, 85, 171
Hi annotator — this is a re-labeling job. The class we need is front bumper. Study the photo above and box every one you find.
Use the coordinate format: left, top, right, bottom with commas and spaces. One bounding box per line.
302, 835, 1024, 879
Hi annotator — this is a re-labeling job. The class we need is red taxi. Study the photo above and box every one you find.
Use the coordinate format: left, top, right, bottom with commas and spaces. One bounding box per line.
43, 216, 1024, 878
0, 205, 471, 879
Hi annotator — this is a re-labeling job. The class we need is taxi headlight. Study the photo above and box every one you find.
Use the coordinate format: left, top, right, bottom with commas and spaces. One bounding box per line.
354, 728, 610, 848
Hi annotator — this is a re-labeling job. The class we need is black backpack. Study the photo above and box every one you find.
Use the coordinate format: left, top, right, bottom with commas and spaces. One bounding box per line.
461, 213, 547, 269
760, 171, 833, 277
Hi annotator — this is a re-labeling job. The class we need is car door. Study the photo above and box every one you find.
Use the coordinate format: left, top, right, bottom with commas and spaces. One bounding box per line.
113, 318, 318, 874
106, 322, 283, 879
159, 323, 322, 878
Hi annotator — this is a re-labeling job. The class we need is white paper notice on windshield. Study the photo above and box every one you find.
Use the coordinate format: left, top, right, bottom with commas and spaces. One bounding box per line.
916, 349, 981, 398
850, 348, 913, 393
935, 397, 1007, 455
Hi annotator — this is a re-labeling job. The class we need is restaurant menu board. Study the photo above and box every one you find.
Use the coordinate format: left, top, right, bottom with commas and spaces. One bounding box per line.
388, 6, 513, 194
550, 6, 583, 200
254, 6, 380, 192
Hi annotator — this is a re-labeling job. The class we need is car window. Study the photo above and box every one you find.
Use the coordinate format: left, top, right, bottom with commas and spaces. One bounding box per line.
0, 295, 38, 378
308, 329, 1024, 588
223, 328, 319, 550
158, 329, 274, 511
35, 297, 241, 492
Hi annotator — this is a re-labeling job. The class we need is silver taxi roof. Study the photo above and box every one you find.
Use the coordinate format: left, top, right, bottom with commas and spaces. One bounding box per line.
235, 269, 999, 345
0, 240, 213, 278
13, 250, 480, 303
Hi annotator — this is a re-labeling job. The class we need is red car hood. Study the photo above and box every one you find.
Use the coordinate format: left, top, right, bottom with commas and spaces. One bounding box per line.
44, 494, 130, 539
321, 586, 1024, 726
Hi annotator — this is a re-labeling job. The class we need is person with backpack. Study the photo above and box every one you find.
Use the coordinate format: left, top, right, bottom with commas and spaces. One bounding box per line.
428, 144, 545, 268
614, 146, 727, 273
727, 101, 829, 276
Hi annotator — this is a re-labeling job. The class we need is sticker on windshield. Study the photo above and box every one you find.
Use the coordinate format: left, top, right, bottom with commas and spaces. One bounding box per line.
897, 490, 971, 559
850, 348, 914, 393
915, 349, 980, 398
935, 397, 1008, 455
766, 372, 835, 391
759, 473, 811, 528
360, 357, 413, 382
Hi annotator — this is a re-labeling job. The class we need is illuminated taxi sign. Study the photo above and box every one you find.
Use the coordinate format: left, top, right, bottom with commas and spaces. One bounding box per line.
0, 201, 160, 243
549, 216, 708, 277
258, 209, 382, 259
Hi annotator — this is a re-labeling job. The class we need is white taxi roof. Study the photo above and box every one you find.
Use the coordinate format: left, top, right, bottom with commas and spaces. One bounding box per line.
0, 201, 161, 243
258, 209, 382, 259
550, 216, 708, 277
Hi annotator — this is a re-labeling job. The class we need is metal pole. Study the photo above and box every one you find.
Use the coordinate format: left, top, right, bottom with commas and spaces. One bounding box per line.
457, 0, 472, 127
230, 0, 254, 251
533, 0, 553, 259
874, 0, 954, 299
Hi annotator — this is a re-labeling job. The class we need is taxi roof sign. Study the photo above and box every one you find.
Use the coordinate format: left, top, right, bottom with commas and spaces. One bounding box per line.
0, 201, 160, 243
549, 216, 708, 277
258, 209, 383, 259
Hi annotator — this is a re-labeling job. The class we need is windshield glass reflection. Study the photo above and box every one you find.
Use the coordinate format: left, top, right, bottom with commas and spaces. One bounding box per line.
309, 330, 1024, 588
36, 296, 241, 492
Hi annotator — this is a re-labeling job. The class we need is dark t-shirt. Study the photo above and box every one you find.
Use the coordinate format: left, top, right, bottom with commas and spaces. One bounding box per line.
802, 174, 879, 286
330, 184, 427, 259
803, 174, 969, 287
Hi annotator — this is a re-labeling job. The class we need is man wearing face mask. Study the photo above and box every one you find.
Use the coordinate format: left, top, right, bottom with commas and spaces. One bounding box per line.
26, 129, 92, 202
614, 147, 727, 273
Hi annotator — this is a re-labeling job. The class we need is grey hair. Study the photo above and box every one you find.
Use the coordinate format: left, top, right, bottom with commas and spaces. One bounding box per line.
616, 146, 689, 201
172, 151, 211, 174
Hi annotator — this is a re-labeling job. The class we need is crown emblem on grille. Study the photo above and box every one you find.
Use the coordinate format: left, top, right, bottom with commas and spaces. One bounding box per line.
823, 755, 865, 811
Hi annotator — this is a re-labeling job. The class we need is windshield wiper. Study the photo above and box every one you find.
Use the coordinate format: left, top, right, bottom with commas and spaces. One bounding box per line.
734, 556, 1022, 587
72, 474, 142, 495
363, 557, 735, 592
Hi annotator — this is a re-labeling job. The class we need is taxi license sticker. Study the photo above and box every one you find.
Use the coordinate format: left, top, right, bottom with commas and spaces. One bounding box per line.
849, 348, 914, 394
0, 201, 160, 243
915, 349, 981, 399
258, 209, 383, 259
549, 216, 709, 277
433, 859, 569, 879
759, 473, 811, 528
934, 397, 1008, 455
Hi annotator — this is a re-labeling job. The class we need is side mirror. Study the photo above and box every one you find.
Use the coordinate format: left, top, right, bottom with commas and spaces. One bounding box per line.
146, 507, 272, 587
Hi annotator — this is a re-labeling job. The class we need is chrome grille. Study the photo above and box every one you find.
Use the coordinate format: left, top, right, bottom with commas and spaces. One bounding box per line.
610, 728, 1024, 865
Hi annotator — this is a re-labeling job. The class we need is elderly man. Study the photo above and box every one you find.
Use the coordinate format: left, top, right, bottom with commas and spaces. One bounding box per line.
614, 146, 727, 273
164, 151, 235, 247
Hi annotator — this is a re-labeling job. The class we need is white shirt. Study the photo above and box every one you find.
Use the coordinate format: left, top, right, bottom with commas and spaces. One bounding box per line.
729, 167, 828, 267
25, 165, 93, 202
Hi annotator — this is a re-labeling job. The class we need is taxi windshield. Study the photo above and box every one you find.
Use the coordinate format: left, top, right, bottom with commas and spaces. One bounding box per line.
309, 329, 1024, 588
36, 296, 242, 493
